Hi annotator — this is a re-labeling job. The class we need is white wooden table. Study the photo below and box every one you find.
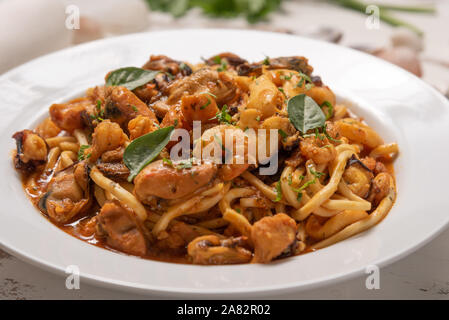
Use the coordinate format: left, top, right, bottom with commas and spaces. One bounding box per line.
1, 0, 448, 299
2, 228, 449, 299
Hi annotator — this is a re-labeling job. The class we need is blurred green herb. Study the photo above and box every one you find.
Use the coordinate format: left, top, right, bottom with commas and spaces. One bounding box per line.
145, 0, 433, 35
145, 0, 282, 23
211, 104, 233, 124
330, 0, 435, 36
274, 180, 283, 202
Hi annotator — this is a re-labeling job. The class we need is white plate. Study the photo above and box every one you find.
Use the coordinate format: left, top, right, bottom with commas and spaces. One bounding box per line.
1, 29, 448, 298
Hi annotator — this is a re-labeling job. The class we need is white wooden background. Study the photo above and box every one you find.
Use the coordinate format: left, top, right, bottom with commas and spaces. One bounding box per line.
1, 0, 448, 299
2, 228, 449, 299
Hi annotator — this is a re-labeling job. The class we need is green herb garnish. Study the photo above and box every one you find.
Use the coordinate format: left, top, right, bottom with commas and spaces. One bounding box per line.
106, 67, 159, 91
321, 101, 333, 120
91, 100, 104, 122
281, 72, 294, 80
162, 157, 173, 166
323, 123, 342, 143
278, 129, 288, 141
200, 98, 211, 110
78, 145, 90, 161
176, 158, 194, 170
123, 126, 174, 182
305, 83, 315, 90
211, 105, 233, 124
217, 61, 228, 72
274, 180, 282, 202
213, 56, 222, 64
278, 87, 287, 98
287, 94, 326, 134
263, 56, 270, 65
296, 72, 312, 88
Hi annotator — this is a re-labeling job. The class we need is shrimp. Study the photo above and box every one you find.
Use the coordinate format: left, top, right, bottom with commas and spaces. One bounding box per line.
300, 136, 336, 165
306, 85, 336, 106
251, 213, 297, 263
88, 120, 128, 162
246, 74, 283, 119
335, 118, 383, 149
128, 115, 159, 140
35, 118, 61, 139
180, 92, 220, 126
193, 125, 251, 181
367, 172, 393, 205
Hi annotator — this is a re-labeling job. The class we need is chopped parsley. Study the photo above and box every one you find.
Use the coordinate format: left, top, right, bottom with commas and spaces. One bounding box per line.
164, 157, 194, 170
323, 123, 342, 143
291, 179, 316, 201
278, 87, 287, 98
199, 91, 217, 99
305, 83, 315, 90
280, 72, 294, 80
278, 129, 288, 141
303, 123, 342, 144
91, 100, 105, 122
296, 72, 313, 89
211, 105, 233, 124
288, 167, 324, 201
274, 180, 282, 202
321, 101, 333, 120
200, 98, 211, 110
78, 145, 90, 161
131, 105, 138, 112
176, 158, 194, 170
199, 92, 217, 110
162, 157, 173, 166
217, 61, 228, 72
310, 167, 325, 179
213, 56, 222, 64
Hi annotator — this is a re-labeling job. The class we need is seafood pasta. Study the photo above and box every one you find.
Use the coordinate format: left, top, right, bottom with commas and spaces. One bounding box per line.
12, 53, 398, 264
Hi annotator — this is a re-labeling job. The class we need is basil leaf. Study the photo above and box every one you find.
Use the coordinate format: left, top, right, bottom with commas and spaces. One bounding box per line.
106, 67, 159, 91
287, 94, 326, 134
124, 126, 174, 182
